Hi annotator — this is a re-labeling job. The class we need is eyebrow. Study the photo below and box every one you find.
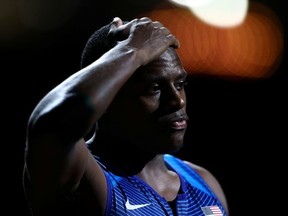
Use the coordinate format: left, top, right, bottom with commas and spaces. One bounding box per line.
139, 69, 187, 83
177, 70, 187, 79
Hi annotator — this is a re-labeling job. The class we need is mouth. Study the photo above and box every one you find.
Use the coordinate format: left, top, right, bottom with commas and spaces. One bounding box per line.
159, 112, 189, 131
170, 119, 187, 130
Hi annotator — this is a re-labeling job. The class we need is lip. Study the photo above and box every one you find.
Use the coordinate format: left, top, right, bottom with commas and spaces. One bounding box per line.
159, 113, 189, 131
169, 115, 189, 123
170, 119, 187, 130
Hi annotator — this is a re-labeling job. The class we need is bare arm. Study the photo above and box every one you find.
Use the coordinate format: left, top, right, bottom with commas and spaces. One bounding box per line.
24, 17, 179, 214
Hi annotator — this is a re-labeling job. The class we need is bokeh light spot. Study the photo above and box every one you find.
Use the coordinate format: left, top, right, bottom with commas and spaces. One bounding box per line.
140, 1, 284, 79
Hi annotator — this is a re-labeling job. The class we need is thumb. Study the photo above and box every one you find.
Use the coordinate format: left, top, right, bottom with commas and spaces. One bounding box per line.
108, 17, 131, 41
110, 17, 123, 30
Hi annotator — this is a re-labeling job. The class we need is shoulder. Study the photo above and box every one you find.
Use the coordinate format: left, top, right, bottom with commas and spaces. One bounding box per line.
183, 160, 229, 215
183, 160, 214, 182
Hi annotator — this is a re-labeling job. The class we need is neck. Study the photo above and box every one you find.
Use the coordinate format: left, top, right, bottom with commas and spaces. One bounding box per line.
137, 154, 170, 181
90, 134, 157, 175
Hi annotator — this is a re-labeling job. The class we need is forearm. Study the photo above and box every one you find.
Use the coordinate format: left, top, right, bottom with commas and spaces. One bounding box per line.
29, 43, 140, 142
67, 44, 140, 119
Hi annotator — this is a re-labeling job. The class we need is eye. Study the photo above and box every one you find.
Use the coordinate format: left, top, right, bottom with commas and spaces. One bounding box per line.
143, 83, 161, 95
176, 80, 188, 90
150, 84, 161, 93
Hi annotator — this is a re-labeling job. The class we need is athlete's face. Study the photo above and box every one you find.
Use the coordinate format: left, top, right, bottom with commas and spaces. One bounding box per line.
103, 48, 189, 153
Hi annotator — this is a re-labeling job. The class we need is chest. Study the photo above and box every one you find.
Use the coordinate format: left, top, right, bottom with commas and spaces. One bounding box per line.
107, 175, 227, 216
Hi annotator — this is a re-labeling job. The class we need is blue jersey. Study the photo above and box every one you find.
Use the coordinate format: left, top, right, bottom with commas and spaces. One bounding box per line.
96, 154, 227, 216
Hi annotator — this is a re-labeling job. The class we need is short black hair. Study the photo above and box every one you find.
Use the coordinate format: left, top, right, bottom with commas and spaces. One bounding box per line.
80, 23, 117, 69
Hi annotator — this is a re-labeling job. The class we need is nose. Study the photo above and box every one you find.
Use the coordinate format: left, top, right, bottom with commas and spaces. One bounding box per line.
162, 86, 186, 113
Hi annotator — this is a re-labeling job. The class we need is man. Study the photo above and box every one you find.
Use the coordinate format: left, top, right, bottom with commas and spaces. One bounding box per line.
23, 17, 229, 215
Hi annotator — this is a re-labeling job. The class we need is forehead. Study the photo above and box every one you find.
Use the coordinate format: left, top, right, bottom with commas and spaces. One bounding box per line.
136, 48, 186, 81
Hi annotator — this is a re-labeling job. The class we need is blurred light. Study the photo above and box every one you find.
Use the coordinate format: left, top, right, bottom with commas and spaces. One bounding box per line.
169, 0, 214, 7
169, 0, 248, 27
139, 1, 284, 79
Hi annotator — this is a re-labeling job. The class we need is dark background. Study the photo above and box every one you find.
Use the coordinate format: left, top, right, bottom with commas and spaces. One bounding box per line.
2, 0, 287, 215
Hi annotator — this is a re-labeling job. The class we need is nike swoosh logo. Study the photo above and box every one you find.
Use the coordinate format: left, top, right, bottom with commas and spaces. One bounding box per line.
125, 198, 150, 210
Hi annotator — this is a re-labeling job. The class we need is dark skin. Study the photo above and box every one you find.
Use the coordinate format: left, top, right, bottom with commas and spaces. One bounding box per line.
23, 17, 229, 215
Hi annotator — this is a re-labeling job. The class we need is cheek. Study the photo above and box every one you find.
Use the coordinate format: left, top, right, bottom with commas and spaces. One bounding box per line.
121, 101, 159, 133
138, 95, 160, 113
107, 95, 160, 129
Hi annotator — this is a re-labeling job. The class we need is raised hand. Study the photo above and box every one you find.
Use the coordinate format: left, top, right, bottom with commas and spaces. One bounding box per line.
108, 17, 180, 66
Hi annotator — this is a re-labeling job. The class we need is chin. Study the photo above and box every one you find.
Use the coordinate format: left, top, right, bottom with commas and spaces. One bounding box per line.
158, 143, 184, 155
173, 140, 185, 151
159, 138, 185, 154
172, 131, 185, 143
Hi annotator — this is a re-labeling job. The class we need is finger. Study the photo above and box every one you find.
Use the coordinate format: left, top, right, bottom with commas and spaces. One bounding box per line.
158, 26, 170, 35
152, 21, 163, 28
167, 35, 180, 48
108, 18, 136, 41
109, 17, 123, 31
139, 17, 152, 22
